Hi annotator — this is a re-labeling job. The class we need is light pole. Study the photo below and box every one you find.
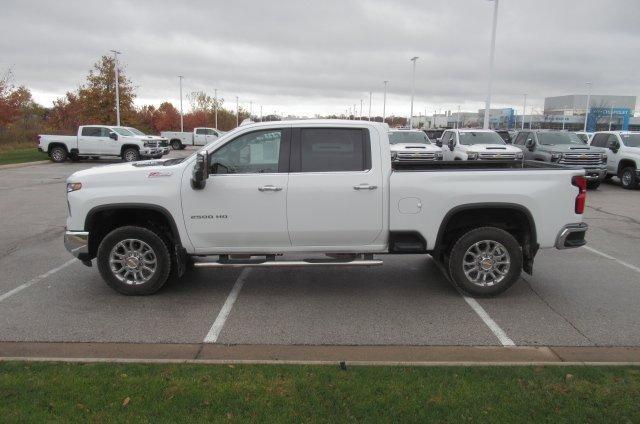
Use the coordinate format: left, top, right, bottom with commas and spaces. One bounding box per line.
110, 50, 121, 126
456, 105, 461, 129
483, 0, 499, 129
354, 104, 357, 119
382, 80, 389, 123
521, 94, 527, 130
609, 102, 615, 131
178, 75, 184, 132
584, 82, 592, 131
409, 57, 418, 128
214, 88, 218, 129
236, 96, 239, 127
368, 91, 372, 121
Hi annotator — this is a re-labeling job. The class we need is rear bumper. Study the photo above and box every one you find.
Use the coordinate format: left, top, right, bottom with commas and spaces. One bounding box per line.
555, 223, 588, 249
64, 230, 89, 260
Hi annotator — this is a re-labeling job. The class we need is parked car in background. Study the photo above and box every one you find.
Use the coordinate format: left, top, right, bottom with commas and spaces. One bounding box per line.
574, 131, 594, 144
63, 120, 588, 297
124, 127, 170, 155
590, 131, 640, 189
388, 129, 443, 162
513, 130, 607, 189
38, 125, 165, 163
440, 129, 524, 161
423, 129, 444, 142
161, 128, 224, 150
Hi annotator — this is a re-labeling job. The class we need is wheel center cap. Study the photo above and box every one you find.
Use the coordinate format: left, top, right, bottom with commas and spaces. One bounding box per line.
125, 256, 140, 269
480, 258, 494, 271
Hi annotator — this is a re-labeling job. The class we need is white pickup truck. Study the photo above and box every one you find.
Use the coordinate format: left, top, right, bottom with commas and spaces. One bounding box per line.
39, 125, 168, 162
64, 120, 588, 296
161, 127, 224, 150
440, 129, 524, 161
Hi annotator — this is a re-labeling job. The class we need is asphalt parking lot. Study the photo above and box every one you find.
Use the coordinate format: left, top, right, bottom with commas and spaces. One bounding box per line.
1, 150, 639, 358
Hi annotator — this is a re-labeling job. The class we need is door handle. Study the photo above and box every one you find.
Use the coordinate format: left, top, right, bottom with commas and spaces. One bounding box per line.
258, 185, 283, 192
353, 184, 378, 190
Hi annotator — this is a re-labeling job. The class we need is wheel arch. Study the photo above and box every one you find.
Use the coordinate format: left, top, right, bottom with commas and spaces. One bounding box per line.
120, 144, 141, 156
617, 159, 637, 176
47, 142, 69, 154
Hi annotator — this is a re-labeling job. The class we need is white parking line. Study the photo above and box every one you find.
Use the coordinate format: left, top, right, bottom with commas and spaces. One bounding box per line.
582, 245, 640, 274
457, 289, 516, 346
0, 259, 76, 302
203, 268, 252, 343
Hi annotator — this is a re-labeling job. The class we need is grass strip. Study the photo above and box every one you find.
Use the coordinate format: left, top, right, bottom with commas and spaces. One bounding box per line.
1, 362, 639, 422
0, 148, 48, 165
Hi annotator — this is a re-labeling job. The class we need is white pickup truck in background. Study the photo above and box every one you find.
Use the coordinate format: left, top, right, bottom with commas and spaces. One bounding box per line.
440, 129, 524, 161
38, 125, 168, 162
63, 120, 588, 297
388, 129, 443, 162
161, 127, 225, 150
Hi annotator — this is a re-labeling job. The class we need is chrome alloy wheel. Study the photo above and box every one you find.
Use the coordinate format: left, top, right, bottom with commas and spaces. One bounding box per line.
622, 169, 632, 187
109, 239, 157, 285
462, 240, 511, 287
51, 148, 65, 161
124, 150, 138, 162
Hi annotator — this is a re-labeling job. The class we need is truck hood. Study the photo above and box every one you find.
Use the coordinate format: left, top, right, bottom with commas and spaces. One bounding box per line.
464, 144, 521, 153
538, 144, 605, 153
390, 143, 441, 152
67, 159, 179, 182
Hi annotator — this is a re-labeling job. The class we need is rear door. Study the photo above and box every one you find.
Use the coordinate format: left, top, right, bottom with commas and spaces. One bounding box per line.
194, 128, 208, 146
286, 127, 383, 247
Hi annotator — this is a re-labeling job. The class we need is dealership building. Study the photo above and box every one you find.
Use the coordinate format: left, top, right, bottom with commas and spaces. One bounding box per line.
543, 94, 636, 131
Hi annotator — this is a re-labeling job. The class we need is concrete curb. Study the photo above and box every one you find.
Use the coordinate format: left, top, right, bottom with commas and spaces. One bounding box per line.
0, 160, 49, 170
1, 342, 639, 365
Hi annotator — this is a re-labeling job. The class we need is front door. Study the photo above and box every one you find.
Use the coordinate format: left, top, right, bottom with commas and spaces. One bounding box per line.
182, 128, 291, 250
194, 129, 208, 146
286, 127, 383, 247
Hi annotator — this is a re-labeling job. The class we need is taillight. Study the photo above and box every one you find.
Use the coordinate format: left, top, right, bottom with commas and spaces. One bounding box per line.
572, 175, 586, 214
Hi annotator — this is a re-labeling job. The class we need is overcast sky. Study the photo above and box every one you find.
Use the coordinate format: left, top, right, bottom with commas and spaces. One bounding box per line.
2, 0, 639, 118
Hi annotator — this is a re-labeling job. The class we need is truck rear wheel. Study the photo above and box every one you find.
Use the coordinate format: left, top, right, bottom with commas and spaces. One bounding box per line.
620, 167, 638, 190
170, 140, 182, 150
50, 146, 68, 163
97, 226, 171, 295
122, 147, 140, 162
448, 227, 522, 296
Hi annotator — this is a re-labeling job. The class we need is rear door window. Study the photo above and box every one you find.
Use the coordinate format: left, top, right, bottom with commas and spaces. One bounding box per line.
296, 128, 370, 172
81, 127, 102, 137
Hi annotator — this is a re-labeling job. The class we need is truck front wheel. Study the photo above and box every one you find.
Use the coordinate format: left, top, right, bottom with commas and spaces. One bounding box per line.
49, 146, 68, 163
122, 147, 140, 162
620, 167, 638, 190
448, 227, 522, 296
97, 226, 171, 295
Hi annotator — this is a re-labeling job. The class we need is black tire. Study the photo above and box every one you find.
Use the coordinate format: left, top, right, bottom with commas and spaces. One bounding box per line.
97, 226, 171, 295
586, 181, 601, 190
122, 147, 140, 162
49, 146, 68, 163
620, 167, 638, 190
448, 227, 522, 296
170, 140, 182, 150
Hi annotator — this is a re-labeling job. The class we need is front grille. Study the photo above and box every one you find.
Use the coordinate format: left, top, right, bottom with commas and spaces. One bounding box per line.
558, 153, 602, 166
478, 152, 517, 160
396, 151, 437, 161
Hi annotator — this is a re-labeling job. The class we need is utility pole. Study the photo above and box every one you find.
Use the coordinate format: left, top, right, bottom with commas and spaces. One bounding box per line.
382, 81, 389, 123
521, 93, 527, 130
584, 82, 592, 132
110, 50, 121, 126
368, 91, 372, 121
178, 75, 184, 132
214, 88, 218, 129
236, 96, 239, 127
483, 0, 499, 129
409, 57, 418, 128
609, 102, 615, 131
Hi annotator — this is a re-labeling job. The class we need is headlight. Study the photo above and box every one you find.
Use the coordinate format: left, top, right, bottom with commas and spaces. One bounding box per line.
602, 154, 607, 163
551, 153, 562, 162
144, 141, 155, 147
390, 151, 398, 161
66, 182, 82, 193
516, 152, 524, 159
467, 152, 479, 160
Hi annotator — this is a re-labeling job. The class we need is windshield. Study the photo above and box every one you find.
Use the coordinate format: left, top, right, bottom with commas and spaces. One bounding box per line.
112, 127, 134, 136
458, 132, 506, 145
621, 134, 640, 147
538, 132, 584, 146
125, 127, 146, 136
388, 131, 430, 145
575, 133, 589, 143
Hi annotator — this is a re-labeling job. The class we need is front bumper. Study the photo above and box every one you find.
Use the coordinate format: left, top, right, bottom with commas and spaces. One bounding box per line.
555, 223, 588, 249
583, 166, 607, 181
64, 230, 89, 260
140, 148, 163, 156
